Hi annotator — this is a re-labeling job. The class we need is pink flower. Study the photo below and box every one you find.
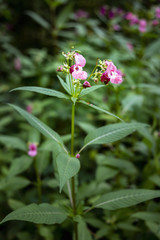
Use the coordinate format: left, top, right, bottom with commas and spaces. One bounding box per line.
113, 24, 121, 31
126, 42, 134, 51
139, 19, 147, 32
156, 7, 160, 19
152, 19, 159, 26
74, 53, 86, 67
28, 143, 37, 157
101, 72, 110, 84
75, 10, 89, 19
26, 105, 32, 113
72, 69, 88, 80
100, 5, 107, 16
14, 57, 21, 71
125, 12, 139, 25
76, 154, 80, 159
83, 81, 91, 88
103, 61, 123, 84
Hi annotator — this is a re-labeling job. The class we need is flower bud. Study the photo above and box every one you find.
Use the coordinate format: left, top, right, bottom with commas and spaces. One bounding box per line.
83, 81, 91, 88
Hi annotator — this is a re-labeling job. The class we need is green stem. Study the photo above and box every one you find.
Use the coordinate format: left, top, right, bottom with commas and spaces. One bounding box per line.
71, 103, 78, 240
87, 65, 98, 82
34, 157, 42, 203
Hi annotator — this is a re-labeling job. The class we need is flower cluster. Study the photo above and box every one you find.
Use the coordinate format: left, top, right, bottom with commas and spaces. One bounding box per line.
93, 60, 123, 85
57, 50, 123, 91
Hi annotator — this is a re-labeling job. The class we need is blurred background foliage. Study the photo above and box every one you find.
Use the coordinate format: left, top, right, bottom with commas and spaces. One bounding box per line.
0, 0, 160, 239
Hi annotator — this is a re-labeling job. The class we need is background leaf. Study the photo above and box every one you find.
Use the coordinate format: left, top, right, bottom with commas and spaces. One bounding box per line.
94, 189, 160, 210
0, 203, 67, 225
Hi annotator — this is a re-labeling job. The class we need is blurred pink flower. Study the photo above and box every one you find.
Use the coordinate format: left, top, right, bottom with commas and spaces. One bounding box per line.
83, 81, 91, 88
113, 24, 121, 31
14, 57, 21, 71
155, 7, 160, 18
152, 19, 159, 26
75, 10, 89, 19
100, 5, 107, 16
125, 12, 139, 25
76, 154, 80, 159
139, 19, 147, 32
26, 105, 32, 113
108, 10, 115, 19
126, 42, 134, 51
28, 143, 37, 157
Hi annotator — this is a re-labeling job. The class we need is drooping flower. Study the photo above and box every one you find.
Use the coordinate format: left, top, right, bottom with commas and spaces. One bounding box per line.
152, 19, 159, 26
28, 143, 37, 157
100, 5, 107, 16
83, 81, 91, 88
75, 10, 89, 19
155, 7, 160, 19
101, 72, 110, 84
70, 53, 88, 80
126, 42, 134, 51
139, 19, 147, 32
76, 154, 80, 159
103, 61, 123, 84
113, 24, 121, 31
26, 105, 32, 113
74, 53, 86, 67
14, 57, 21, 71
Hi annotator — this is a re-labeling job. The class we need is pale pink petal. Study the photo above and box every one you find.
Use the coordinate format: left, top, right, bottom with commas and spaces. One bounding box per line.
105, 61, 117, 74
72, 70, 88, 80
28, 150, 37, 157
75, 53, 86, 67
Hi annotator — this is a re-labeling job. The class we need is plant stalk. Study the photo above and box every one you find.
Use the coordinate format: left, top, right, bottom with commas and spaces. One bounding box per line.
71, 103, 78, 240
34, 157, 42, 203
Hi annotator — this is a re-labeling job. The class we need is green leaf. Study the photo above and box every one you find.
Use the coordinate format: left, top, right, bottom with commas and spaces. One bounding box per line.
79, 100, 123, 122
0, 203, 67, 225
132, 211, 160, 223
0, 177, 30, 192
56, 153, 80, 191
8, 156, 33, 177
57, 75, 71, 95
26, 11, 51, 30
0, 135, 26, 151
11, 86, 70, 100
56, 4, 73, 29
9, 104, 67, 153
137, 84, 160, 95
79, 122, 147, 153
94, 189, 160, 210
79, 85, 105, 97
96, 155, 137, 175
96, 166, 118, 182
78, 218, 92, 240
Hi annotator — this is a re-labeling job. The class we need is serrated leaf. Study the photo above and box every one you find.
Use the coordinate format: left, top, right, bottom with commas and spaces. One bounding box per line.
79, 85, 105, 97
79, 100, 123, 122
0, 203, 67, 225
0, 135, 26, 151
11, 86, 70, 99
26, 11, 51, 30
79, 122, 147, 153
56, 153, 80, 191
94, 189, 160, 210
57, 75, 71, 95
8, 156, 33, 177
9, 104, 67, 153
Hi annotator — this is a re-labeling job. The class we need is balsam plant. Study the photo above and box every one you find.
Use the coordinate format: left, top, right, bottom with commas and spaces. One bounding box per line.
1, 49, 160, 240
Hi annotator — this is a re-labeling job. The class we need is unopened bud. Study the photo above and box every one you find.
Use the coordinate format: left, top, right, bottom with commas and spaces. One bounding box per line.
83, 81, 91, 88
